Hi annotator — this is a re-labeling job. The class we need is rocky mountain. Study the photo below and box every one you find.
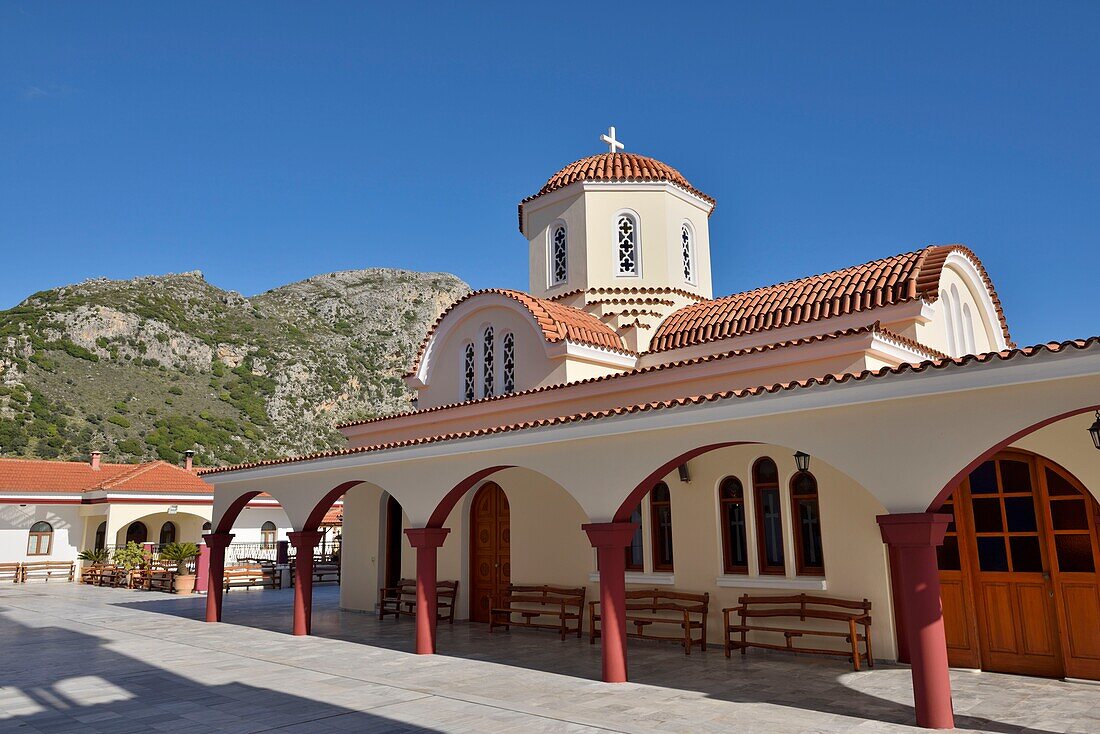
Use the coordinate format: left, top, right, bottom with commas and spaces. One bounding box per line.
0, 269, 469, 466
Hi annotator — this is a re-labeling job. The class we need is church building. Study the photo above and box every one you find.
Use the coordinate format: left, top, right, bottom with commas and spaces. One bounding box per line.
199, 129, 1100, 730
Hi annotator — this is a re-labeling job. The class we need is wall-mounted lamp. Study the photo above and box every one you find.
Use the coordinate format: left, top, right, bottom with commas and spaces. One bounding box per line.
677, 464, 691, 483
1089, 411, 1100, 451
793, 451, 811, 473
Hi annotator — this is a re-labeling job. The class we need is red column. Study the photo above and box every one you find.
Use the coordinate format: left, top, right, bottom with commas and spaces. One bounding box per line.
288, 530, 323, 636
583, 521, 637, 683
202, 532, 234, 623
195, 542, 210, 593
877, 513, 954, 730
405, 527, 450, 655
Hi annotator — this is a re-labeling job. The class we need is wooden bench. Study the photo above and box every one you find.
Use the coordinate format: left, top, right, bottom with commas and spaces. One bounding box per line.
722, 593, 873, 671
81, 564, 124, 587
223, 564, 277, 591
131, 563, 177, 592
490, 584, 586, 640
288, 559, 339, 587
0, 562, 22, 583
21, 561, 74, 583
378, 579, 458, 623
590, 589, 710, 655
237, 558, 281, 590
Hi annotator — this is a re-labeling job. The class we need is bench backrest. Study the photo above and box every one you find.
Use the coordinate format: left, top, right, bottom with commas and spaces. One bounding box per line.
737, 593, 871, 619
23, 561, 74, 570
624, 588, 709, 614
505, 584, 585, 607
388, 579, 457, 599
225, 565, 265, 579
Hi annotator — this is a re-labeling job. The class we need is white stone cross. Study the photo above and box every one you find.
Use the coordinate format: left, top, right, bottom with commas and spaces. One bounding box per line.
600, 126, 624, 154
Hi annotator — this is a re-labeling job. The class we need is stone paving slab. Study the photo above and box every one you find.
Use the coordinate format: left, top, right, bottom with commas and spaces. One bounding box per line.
1, 584, 1098, 733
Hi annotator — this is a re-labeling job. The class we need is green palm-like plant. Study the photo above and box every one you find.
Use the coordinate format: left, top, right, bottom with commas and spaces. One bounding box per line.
159, 542, 200, 575
78, 548, 110, 564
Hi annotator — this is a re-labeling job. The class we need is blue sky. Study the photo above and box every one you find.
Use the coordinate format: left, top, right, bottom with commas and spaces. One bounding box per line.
2, 2, 1098, 345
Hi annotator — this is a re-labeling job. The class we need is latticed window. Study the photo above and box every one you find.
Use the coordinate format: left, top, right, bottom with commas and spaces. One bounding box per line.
650, 482, 674, 571
463, 343, 476, 401
482, 326, 495, 398
791, 472, 824, 575
625, 503, 644, 571
753, 457, 785, 574
551, 225, 567, 285
719, 476, 748, 573
681, 223, 694, 282
502, 332, 515, 394
617, 214, 638, 275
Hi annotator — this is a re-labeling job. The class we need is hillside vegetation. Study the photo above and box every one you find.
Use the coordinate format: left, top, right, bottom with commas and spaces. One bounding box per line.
0, 269, 468, 466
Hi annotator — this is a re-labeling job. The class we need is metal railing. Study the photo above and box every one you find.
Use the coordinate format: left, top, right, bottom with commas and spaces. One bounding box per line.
101, 539, 340, 566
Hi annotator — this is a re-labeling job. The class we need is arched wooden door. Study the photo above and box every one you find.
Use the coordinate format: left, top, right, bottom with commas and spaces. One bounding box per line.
938, 451, 1100, 679
470, 482, 510, 623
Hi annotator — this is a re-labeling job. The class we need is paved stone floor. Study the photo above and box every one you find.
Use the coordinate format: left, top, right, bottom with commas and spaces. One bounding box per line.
1, 584, 1097, 733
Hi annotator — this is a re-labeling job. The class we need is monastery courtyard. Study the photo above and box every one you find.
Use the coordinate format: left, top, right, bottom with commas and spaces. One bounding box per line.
1, 584, 1096, 734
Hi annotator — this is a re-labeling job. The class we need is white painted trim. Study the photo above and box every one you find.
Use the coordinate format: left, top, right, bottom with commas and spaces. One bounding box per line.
867, 333, 938, 363
545, 341, 638, 369
589, 571, 676, 585
521, 181, 714, 226
0, 493, 84, 502
204, 344, 1100, 486
942, 251, 1009, 351
715, 574, 827, 591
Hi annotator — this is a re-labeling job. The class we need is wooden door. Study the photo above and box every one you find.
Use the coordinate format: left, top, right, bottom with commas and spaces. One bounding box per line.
470, 483, 510, 623
967, 455, 1063, 677
1038, 460, 1100, 680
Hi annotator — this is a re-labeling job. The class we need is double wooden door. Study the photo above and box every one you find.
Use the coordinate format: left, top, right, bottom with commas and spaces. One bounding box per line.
938, 451, 1100, 679
470, 483, 510, 623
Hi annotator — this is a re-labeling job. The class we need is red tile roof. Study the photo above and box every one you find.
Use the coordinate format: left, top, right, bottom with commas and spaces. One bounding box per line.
205, 336, 1098, 477
650, 245, 1011, 353
519, 153, 715, 231
0, 458, 211, 495
321, 506, 343, 525
409, 289, 631, 378
345, 322, 941, 430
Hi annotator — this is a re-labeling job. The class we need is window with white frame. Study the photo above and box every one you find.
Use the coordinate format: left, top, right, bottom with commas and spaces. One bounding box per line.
27, 521, 53, 556
550, 225, 567, 286
482, 326, 495, 398
502, 332, 515, 394
616, 214, 639, 275
463, 343, 476, 401
681, 223, 695, 283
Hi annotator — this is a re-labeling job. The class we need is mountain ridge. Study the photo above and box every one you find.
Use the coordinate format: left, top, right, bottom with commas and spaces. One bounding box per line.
0, 267, 470, 466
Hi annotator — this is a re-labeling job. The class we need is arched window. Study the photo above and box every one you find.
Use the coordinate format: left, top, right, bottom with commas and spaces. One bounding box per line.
463, 342, 476, 401
625, 502, 644, 571
158, 521, 177, 546
550, 224, 567, 286
261, 521, 277, 549
719, 476, 748, 573
650, 482, 674, 571
27, 521, 53, 556
791, 472, 824, 575
681, 223, 695, 283
616, 214, 639, 276
752, 458, 785, 574
502, 332, 515, 394
126, 521, 148, 545
94, 521, 107, 551
482, 326, 495, 398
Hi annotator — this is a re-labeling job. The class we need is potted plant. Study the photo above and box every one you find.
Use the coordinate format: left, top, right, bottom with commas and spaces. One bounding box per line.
113, 541, 147, 587
159, 542, 201, 595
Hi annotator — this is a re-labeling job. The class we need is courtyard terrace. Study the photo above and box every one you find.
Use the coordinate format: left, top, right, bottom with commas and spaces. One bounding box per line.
2, 584, 1098, 733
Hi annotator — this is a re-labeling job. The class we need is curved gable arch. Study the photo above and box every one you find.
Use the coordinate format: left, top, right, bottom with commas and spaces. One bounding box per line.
937, 250, 1010, 354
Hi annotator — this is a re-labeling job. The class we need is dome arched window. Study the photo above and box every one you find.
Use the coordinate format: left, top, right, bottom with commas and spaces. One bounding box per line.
482, 326, 495, 398
616, 214, 639, 276
502, 332, 515, 394
550, 225, 567, 286
463, 343, 476, 401
681, 222, 695, 283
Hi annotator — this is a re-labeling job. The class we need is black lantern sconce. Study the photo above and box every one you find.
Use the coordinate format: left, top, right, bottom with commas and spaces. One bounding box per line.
677, 463, 691, 483
793, 451, 811, 473
1089, 411, 1100, 451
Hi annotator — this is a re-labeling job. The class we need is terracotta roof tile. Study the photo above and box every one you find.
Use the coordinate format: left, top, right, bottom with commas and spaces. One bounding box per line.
208, 336, 1099, 477
408, 289, 631, 378
649, 245, 1011, 352
518, 153, 715, 231
0, 458, 211, 494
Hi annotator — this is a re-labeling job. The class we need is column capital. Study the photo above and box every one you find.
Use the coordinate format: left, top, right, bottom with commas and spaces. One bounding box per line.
877, 512, 951, 548
405, 527, 450, 549
287, 530, 324, 548
582, 521, 638, 549
202, 532, 235, 549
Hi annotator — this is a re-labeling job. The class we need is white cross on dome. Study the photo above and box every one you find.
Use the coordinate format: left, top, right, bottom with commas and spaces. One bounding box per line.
600, 126, 624, 154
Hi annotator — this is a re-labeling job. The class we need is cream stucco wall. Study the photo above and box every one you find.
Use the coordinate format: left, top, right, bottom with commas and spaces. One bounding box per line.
0, 503, 84, 563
